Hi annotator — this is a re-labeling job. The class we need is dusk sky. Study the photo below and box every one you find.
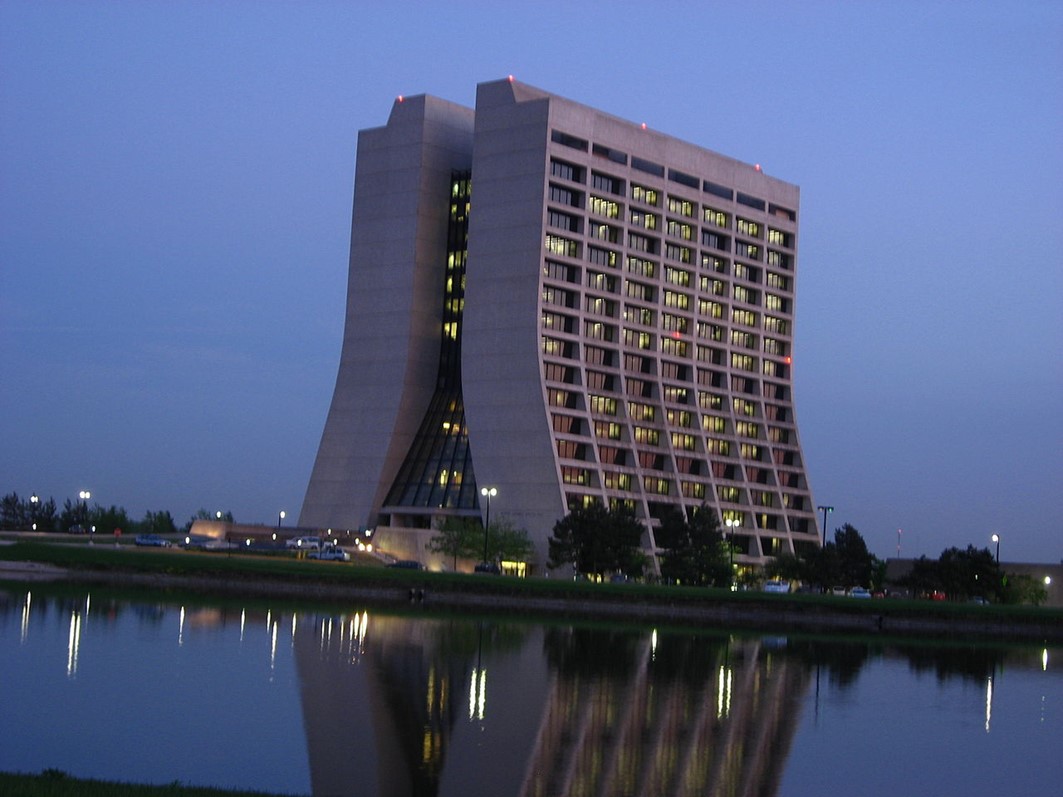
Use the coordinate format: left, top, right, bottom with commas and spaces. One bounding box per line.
2, 1, 1060, 563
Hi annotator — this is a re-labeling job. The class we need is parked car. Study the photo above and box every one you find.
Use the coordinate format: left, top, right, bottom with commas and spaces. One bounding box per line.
848, 587, 872, 599
969, 596, 990, 605
763, 580, 789, 594
286, 536, 322, 552
309, 546, 350, 562
474, 562, 501, 575
134, 534, 172, 548
386, 560, 424, 570
831, 586, 848, 596
68, 524, 88, 535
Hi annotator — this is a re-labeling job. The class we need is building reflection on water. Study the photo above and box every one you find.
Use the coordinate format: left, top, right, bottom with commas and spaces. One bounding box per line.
2, 586, 1058, 797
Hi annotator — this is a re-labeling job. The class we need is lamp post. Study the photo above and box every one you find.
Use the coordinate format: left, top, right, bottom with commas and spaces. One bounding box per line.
30, 493, 39, 531
991, 533, 1000, 563
480, 487, 497, 564
725, 517, 738, 585
278, 510, 285, 529
79, 490, 91, 530
817, 505, 834, 545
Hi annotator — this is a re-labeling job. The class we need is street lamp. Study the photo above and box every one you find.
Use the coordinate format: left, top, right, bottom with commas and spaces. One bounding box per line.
480, 487, 497, 564
30, 493, 39, 531
79, 490, 91, 530
277, 510, 286, 529
991, 533, 1000, 563
817, 505, 834, 545
725, 517, 739, 584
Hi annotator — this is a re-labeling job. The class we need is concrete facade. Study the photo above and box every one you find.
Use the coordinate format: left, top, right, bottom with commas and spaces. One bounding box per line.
301, 79, 820, 571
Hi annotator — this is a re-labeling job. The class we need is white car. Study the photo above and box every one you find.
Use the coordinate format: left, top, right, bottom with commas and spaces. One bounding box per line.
285, 536, 321, 551
309, 545, 350, 562
848, 587, 872, 599
762, 580, 790, 594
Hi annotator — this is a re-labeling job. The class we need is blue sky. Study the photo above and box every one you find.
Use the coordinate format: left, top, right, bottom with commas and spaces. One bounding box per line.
1, 1, 1060, 563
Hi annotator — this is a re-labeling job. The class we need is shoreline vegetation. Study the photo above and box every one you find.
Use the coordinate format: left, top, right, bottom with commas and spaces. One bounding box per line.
2, 540, 1060, 797
1, 540, 1060, 644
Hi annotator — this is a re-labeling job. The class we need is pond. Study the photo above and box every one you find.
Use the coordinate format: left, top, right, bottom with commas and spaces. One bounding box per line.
0, 584, 1058, 796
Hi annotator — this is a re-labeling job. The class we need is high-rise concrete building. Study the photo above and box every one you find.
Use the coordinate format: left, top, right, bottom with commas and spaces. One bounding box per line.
300, 78, 820, 571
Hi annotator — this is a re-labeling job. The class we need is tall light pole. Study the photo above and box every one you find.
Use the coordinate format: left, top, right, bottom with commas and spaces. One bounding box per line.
278, 510, 286, 529
30, 493, 39, 531
79, 490, 91, 530
480, 487, 497, 564
725, 517, 739, 586
991, 533, 1000, 563
817, 505, 833, 545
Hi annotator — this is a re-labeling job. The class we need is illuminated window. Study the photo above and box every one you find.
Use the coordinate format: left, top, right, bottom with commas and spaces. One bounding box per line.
586, 270, 617, 292
603, 471, 634, 490
631, 183, 660, 205
667, 219, 695, 240
698, 391, 724, 411
671, 432, 696, 451
666, 408, 693, 427
708, 439, 731, 456
591, 223, 621, 243
731, 353, 757, 372
732, 308, 757, 327
633, 426, 660, 445
589, 195, 621, 218
768, 228, 791, 247
561, 467, 589, 485
731, 330, 757, 350
737, 218, 762, 238
588, 246, 618, 268
664, 290, 690, 310
733, 398, 756, 416
703, 415, 727, 433
665, 243, 693, 263
701, 254, 728, 273
740, 443, 762, 460
682, 481, 707, 499
718, 485, 740, 502
766, 294, 789, 313
546, 234, 580, 258
594, 420, 622, 439
629, 209, 659, 230
736, 421, 760, 439
733, 285, 758, 305
764, 315, 788, 334
589, 395, 618, 415
766, 272, 790, 291
628, 232, 658, 253
668, 197, 696, 217
660, 337, 687, 358
704, 207, 729, 227
697, 321, 724, 341
643, 476, 670, 495
763, 337, 786, 356
585, 296, 617, 317
661, 312, 689, 333
698, 299, 725, 319
626, 256, 656, 278
628, 402, 655, 421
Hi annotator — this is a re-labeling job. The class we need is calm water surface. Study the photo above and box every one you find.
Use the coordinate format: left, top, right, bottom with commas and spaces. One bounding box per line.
0, 584, 1058, 796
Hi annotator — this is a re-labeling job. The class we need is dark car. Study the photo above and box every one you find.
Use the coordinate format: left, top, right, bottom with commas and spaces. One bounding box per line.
386, 560, 425, 570
134, 534, 172, 548
474, 562, 501, 575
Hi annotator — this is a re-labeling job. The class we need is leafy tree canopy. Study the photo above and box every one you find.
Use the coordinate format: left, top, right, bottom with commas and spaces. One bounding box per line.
548, 502, 646, 578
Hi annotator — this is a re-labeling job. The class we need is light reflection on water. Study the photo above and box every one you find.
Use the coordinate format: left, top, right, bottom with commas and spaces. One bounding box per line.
0, 585, 1058, 797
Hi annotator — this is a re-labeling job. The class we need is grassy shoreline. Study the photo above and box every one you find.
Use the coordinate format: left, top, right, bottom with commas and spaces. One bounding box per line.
2, 540, 1060, 643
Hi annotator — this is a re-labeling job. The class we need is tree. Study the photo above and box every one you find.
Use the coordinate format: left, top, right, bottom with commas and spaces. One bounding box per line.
834, 524, 874, 587
548, 502, 646, 578
429, 517, 482, 570
487, 517, 534, 564
655, 504, 731, 587
141, 510, 178, 536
